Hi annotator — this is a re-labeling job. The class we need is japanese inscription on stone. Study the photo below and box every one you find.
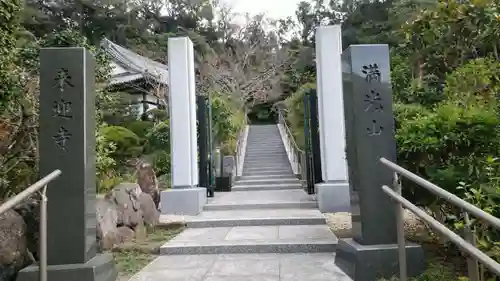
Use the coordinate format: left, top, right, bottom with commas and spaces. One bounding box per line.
51, 68, 74, 150
362, 63, 383, 136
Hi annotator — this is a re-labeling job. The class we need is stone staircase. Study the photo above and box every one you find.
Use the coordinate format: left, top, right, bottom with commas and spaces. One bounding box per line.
130, 125, 351, 281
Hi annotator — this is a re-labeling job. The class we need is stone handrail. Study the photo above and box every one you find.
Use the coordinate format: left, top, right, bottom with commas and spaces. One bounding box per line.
234, 117, 249, 180
277, 110, 306, 180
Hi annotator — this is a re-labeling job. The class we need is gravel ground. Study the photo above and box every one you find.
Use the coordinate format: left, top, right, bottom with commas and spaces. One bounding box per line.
325, 210, 425, 238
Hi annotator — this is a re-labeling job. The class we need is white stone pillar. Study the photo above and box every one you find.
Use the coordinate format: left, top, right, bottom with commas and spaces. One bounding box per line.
186, 38, 199, 186
160, 36, 206, 215
314, 25, 350, 212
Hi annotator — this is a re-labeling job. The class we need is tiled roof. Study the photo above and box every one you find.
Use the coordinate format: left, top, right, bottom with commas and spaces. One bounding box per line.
101, 38, 169, 86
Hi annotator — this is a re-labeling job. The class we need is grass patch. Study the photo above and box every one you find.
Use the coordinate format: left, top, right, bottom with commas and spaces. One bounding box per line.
109, 224, 185, 280
378, 260, 457, 281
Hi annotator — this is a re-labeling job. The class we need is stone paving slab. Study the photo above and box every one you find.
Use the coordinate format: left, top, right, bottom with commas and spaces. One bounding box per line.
159, 225, 338, 255
129, 253, 352, 281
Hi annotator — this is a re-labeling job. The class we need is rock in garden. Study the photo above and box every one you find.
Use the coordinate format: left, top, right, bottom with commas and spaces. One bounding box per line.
96, 198, 119, 250
138, 193, 159, 227
115, 226, 136, 244
106, 183, 143, 229
136, 161, 160, 208
0, 209, 28, 281
13, 198, 40, 260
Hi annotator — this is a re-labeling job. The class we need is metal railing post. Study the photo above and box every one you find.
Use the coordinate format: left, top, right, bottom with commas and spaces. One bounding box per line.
393, 173, 407, 281
39, 185, 48, 281
464, 212, 480, 281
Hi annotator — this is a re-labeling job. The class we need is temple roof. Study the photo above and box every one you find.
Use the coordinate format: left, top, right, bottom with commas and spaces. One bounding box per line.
101, 38, 169, 87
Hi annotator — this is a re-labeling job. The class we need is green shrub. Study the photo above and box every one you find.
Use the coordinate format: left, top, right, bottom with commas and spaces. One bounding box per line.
210, 92, 245, 155
146, 120, 170, 150
151, 150, 170, 177
283, 82, 316, 149
443, 57, 500, 108
125, 120, 155, 139
97, 172, 136, 194
99, 125, 142, 160
0, 0, 22, 107
145, 120, 171, 177
396, 102, 500, 203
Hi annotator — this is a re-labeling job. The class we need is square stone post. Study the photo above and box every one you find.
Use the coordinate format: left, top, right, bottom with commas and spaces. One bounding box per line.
334, 44, 425, 280
17, 48, 116, 281
314, 25, 350, 212
159, 37, 206, 215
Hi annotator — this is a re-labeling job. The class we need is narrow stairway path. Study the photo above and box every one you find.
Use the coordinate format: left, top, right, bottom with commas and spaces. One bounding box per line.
130, 125, 352, 281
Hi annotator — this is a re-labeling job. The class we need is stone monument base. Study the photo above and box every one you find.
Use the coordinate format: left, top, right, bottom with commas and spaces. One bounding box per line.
315, 181, 350, 212
160, 187, 207, 215
335, 238, 425, 281
17, 253, 117, 281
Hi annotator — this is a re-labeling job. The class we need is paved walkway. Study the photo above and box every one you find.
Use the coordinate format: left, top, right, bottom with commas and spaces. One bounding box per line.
129, 125, 351, 281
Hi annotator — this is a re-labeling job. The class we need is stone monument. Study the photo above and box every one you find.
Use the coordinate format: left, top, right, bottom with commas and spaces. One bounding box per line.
159, 37, 206, 215
17, 48, 116, 281
334, 44, 425, 280
314, 25, 350, 212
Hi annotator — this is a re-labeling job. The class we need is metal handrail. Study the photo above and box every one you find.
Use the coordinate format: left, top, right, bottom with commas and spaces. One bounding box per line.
277, 110, 307, 182
379, 157, 500, 281
0, 169, 62, 281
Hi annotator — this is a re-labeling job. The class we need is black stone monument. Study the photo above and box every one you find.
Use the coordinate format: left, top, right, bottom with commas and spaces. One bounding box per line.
17, 48, 117, 281
335, 44, 425, 280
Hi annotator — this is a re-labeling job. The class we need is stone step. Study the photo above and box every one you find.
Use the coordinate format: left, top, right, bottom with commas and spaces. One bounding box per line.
245, 149, 286, 153
244, 157, 289, 162
244, 157, 289, 161
246, 146, 284, 149
232, 183, 302, 191
244, 153, 287, 157
244, 162, 289, 166
234, 177, 299, 185
247, 141, 283, 143
243, 166, 292, 172
185, 209, 326, 228
243, 170, 294, 176
240, 174, 297, 180
204, 201, 317, 211
159, 225, 338, 255
244, 162, 290, 167
246, 149, 286, 153
244, 153, 288, 157
205, 189, 316, 210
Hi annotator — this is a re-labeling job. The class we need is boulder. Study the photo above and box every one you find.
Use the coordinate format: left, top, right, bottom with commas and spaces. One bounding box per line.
106, 183, 142, 229
115, 226, 135, 244
138, 193, 159, 227
0, 209, 28, 281
13, 198, 39, 260
96, 198, 119, 251
136, 161, 160, 208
